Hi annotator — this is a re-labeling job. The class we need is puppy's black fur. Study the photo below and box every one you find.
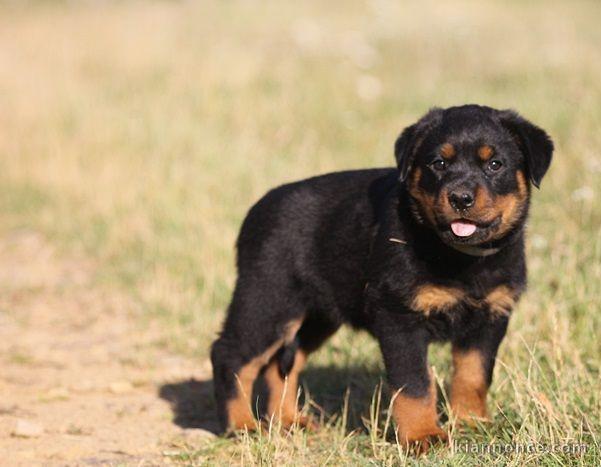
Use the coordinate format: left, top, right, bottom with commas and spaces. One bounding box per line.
211, 104, 553, 449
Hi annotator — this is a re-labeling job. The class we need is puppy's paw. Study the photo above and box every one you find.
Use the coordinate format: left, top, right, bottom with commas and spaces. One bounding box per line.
452, 405, 490, 430
226, 419, 261, 437
289, 414, 319, 432
400, 426, 448, 455
263, 413, 319, 432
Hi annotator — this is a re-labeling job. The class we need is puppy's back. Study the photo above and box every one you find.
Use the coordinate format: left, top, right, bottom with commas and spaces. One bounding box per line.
235, 168, 397, 272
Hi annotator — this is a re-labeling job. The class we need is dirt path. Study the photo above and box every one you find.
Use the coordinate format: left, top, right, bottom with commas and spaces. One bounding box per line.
0, 231, 217, 466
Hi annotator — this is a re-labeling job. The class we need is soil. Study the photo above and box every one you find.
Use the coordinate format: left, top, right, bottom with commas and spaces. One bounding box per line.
0, 231, 217, 466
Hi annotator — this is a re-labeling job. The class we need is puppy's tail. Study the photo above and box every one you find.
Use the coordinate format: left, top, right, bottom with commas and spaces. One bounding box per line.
278, 337, 299, 377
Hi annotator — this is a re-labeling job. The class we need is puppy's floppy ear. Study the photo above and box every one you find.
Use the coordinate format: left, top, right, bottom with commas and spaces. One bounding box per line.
395, 108, 443, 182
498, 110, 554, 188
394, 124, 418, 182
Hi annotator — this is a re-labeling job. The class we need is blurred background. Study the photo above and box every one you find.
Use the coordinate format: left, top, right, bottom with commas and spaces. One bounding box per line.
0, 0, 599, 464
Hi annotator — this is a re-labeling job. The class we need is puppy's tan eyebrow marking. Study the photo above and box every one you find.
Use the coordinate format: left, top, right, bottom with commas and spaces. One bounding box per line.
440, 143, 456, 159
478, 145, 494, 161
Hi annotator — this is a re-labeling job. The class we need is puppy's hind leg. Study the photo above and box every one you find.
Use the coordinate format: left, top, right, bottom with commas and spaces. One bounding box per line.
211, 315, 304, 433
263, 314, 341, 430
263, 338, 311, 429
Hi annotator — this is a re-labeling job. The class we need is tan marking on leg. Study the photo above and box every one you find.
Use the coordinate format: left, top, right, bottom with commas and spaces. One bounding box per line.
265, 350, 311, 428
392, 377, 446, 452
440, 143, 456, 159
226, 363, 262, 431
282, 318, 304, 344
478, 145, 494, 161
226, 317, 304, 431
450, 348, 489, 425
485, 285, 515, 317
412, 285, 464, 315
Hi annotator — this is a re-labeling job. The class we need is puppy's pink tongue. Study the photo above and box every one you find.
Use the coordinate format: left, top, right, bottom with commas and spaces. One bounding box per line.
451, 220, 477, 237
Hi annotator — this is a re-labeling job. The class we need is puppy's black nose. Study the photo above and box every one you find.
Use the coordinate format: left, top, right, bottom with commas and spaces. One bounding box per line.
449, 190, 475, 210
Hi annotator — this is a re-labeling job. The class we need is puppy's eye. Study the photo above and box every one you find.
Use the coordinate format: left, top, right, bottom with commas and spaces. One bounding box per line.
431, 160, 447, 171
488, 160, 503, 172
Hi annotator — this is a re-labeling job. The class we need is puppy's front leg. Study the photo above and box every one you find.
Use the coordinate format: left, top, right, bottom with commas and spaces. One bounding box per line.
374, 309, 446, 451
451, 315, 509, 425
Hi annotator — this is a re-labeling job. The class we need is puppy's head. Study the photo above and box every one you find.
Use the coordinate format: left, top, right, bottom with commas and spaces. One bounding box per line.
395, 105, 553, 246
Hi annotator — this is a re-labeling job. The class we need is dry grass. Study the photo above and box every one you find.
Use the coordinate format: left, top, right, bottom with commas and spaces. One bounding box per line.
0, 0, 599, 465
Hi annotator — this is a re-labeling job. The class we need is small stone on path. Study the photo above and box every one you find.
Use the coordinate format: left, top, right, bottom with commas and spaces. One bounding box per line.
12, 419, 44, 438
108, 381, 134, 394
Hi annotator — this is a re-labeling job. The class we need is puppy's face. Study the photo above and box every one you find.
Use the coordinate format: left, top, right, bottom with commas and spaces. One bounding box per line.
396, 105, 553, 246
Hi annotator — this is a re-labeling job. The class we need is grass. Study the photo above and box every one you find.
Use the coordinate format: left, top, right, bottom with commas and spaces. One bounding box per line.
0, 0, 600, 464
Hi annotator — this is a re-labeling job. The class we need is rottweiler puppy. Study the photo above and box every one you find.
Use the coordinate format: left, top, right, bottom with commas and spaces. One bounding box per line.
211, 104, 553, 451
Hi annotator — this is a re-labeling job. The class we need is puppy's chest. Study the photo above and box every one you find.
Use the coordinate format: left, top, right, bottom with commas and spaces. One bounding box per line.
409, 281, 518, 317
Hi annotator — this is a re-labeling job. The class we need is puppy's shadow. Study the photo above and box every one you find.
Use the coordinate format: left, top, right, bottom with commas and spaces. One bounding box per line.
159, 379, 221, 434
158, 364, 383, 434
